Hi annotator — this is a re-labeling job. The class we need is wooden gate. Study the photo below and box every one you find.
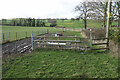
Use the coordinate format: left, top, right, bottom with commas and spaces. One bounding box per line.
33, 35, 90, 50
32, 34, 109, 51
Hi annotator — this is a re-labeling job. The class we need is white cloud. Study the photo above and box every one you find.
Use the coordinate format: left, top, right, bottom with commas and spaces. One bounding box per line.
0, 0, 82, 19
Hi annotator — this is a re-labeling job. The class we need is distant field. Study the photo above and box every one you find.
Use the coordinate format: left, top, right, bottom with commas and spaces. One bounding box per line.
56, 19, 118, 29
1, 26, 62, 42
56, 20, 84, 29
57, 19, 102, 29
2, 19, 118, 29
3, 49, 118, 78
1, 19, 118, 43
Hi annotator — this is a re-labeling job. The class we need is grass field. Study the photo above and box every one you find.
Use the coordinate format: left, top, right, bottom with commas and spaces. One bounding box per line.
1, 19, 118, 43
56, 19, 118, 29
2, 21, 119, 78
0, 19, 101, 43
3, 49, 118, 78
57, 20, 101, 29
1, 26, 62, 42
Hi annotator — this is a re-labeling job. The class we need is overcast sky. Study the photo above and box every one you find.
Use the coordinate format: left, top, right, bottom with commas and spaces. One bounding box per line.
1, 0, 83, 19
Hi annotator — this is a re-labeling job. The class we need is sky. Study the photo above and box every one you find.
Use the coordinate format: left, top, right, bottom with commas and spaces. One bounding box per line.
0, 0, 83, 19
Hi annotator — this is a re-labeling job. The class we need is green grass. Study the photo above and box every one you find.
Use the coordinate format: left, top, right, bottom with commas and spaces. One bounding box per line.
56, 19, 118, 29
3, 49, 118, 78
56, 19, 103, 29
48, 31, 82, 40
2, 21, 119, 78
1, 26, 62, 42
1, 19, 118, 43
56, 20, 84, 29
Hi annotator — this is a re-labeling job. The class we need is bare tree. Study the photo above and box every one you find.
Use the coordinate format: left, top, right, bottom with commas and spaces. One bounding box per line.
88, 1, 108, 27
89, 1, 119, 27
75, 2, 93, 29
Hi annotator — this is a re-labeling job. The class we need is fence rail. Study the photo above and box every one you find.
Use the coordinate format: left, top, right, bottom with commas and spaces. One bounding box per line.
37, 36, 89, 38
34, 40, 84, 43
32, 33, 109, 51
33, 35, 90, 50
2, 29, 109, 54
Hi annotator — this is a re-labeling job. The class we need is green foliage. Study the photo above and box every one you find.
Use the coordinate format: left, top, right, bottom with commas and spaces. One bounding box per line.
3, 49, 118, 78
110, 28, 120, 44
48, 19, 57, 27
3, 18, 46, 27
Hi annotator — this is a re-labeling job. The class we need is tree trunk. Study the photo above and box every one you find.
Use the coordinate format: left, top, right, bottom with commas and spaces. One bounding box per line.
84, 19, 87, 29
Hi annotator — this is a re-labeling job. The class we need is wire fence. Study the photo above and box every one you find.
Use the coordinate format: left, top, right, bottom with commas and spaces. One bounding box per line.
1, 28, 65, 44
1, 29, 50, 44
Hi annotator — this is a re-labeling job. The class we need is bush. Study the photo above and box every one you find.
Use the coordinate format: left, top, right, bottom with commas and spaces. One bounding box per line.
110, 29, 119, 43
83, 27, 106, 38
48, 19, 57, 27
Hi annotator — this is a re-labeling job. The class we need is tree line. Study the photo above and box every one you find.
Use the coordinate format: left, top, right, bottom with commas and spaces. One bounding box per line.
75, 0, 120, 29
2, 18, 46, 27
11, 18, 45, 27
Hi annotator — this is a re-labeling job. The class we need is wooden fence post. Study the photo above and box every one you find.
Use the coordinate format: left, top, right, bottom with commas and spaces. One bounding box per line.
58, 35, 60, 49
32, 31, 33, 35
8, 32, 10, 41
16, 32, 17, 40
75, 35, 77, 49
63, 28, 66, 32
31, 32, 34, 50
106, 38, 109, 49
38, 30, 39, 35
15, 41, 18, 53
2, 33, 5, 42
90, 29, 92, 50
46, 29, 49, 34
44, 35, 46, 48
26, 32, 27, 38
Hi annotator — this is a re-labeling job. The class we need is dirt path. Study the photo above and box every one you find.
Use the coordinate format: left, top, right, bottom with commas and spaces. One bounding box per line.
2, 27, 83, 56
2, 33, 50, 55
